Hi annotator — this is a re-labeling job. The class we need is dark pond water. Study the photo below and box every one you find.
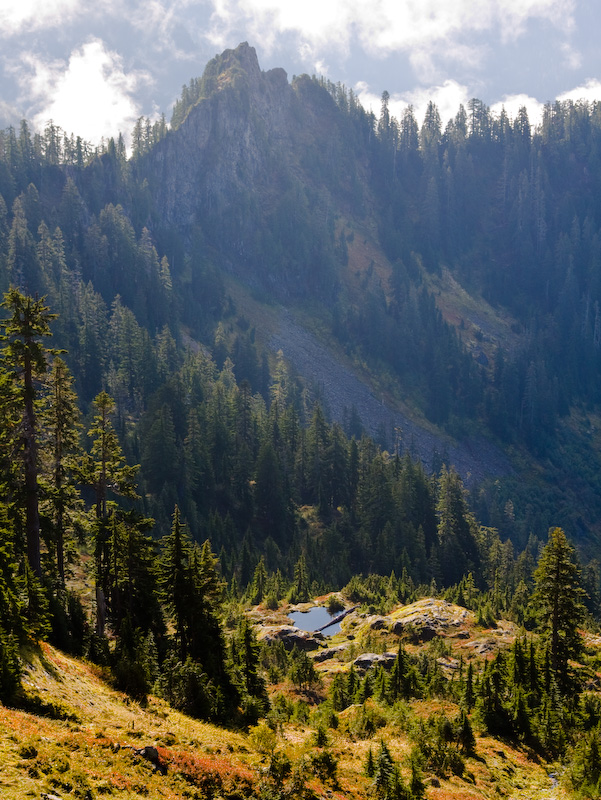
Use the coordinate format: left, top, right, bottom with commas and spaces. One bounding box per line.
288, 606, 341, 635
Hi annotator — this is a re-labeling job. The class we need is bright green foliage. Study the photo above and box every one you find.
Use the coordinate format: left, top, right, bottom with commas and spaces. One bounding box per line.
250, 555, 267, 604
371, 739, 418, 800
411, 714, 465, 780
288, 646, 318, 691
388, 642, 418, 702
291, 552, 310, 603
463, 662, 475, 712
456, 709, 475, 754
568, 727, 601, 798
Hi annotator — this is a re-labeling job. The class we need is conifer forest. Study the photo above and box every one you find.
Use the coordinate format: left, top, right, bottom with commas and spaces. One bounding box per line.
3, 42, 601, 800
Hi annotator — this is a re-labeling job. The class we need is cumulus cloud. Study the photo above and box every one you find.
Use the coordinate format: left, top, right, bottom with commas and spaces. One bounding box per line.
356, 79, 470, 127
206, 0, 576, 81
207, 0, 353, 58
558, 78, 601, 104
0, 0, 86, 36
490, 94, 545, 126
15, 39, 151, 144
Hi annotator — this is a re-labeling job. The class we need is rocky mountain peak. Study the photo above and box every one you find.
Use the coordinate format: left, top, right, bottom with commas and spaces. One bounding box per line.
201, 41, 263, 88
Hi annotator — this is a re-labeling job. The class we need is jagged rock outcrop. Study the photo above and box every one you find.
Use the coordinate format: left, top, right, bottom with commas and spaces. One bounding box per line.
142, 42, 363, 299
149, 43, 294, 230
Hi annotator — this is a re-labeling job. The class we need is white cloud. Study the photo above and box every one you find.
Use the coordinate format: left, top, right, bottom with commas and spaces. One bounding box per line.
16, 39, 151, 144
561, 41, 582, 70
356, 80, 601, 138
490, 94, 545, 127
207, 0, 353, 58
558, 78, 601, 104
356, 79, 470, 127
124, 0, 196, 58
0, 0, 85, 36
206, 0, 576, 82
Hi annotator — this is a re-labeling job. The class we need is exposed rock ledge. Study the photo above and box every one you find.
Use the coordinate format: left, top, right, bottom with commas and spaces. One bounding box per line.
257, 625, 326, 651
343, 598, 476, 644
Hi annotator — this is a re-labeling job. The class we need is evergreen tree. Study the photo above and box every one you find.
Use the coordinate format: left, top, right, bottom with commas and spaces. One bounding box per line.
463, 661, 475, 712
230, 616, 268, 718
291, 552, 310, 602
533, 527, 587, 693
158, 506, 193, 660
251, 555, 267, 604
80, 391, 138, 634
436, 466, 480, 586
40, 356, 81, 583
0, 288, 56, 577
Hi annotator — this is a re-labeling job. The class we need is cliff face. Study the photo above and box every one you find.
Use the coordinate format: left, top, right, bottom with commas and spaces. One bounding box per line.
149, 43, 294, 228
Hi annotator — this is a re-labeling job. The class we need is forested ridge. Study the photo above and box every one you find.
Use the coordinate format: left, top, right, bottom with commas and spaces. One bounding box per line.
2, 41, 601, 799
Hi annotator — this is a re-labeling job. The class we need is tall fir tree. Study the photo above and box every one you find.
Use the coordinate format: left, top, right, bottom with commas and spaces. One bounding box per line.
533, 527, 587, 693
40, 356, 81, 583
0, 288, 56, 577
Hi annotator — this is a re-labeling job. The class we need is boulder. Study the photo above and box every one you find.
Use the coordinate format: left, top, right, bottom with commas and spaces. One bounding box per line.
436, 656, 461, 671
258, 625, 325, 651
466, 638, 498, 655
130, 744, 166, 775
353, 652, 397, 671
312, 645, 349, 662
449, 630, 470, 639
366, 615, 388, 631
392, 619, 437, 642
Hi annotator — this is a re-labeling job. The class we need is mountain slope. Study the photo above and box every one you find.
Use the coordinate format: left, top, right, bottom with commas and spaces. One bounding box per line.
137, 43, 513, 477
3, 42, 601, 547
0, 601, 574, 800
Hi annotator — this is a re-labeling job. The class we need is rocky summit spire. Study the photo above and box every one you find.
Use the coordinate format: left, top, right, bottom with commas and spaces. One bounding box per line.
200, 41, 263, 91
